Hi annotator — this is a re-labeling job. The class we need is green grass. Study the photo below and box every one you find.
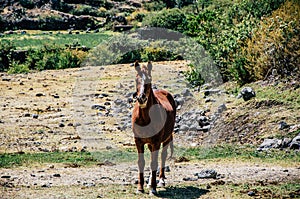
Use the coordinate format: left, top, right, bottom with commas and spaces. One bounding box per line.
1, 145, 299, 168
178, 144, 300, 164
0, 31, 112, 50
0, 149, 138, 168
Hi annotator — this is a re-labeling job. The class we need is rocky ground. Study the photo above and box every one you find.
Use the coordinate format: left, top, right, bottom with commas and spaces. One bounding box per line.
0, 61, 299, 198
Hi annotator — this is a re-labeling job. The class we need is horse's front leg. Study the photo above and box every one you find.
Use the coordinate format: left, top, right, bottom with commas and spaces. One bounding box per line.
149, 144, 159, 196
135, 140, 145, 193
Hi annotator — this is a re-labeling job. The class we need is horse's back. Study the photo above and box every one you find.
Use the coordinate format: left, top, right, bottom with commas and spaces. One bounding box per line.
153, 89, 176, 114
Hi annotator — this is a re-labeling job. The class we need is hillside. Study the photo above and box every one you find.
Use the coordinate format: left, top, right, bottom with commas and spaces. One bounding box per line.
0, 0, 146, 31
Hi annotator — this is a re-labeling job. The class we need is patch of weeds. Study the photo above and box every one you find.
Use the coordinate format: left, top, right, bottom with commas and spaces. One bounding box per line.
180, 144, 300, 164
0, 149, 140, 168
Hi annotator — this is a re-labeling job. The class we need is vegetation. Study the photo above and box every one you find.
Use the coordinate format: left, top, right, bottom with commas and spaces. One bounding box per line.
1, 0, 298, 85
0, 32, 110, 72
142, 0, 298, 85
1, 145, 298, 168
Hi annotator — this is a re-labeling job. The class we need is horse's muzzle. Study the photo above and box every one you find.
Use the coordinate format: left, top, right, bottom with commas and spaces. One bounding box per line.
137, 93, 148, 108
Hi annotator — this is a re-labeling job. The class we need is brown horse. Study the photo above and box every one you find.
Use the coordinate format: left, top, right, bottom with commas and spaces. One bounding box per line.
132, 61, 176, 195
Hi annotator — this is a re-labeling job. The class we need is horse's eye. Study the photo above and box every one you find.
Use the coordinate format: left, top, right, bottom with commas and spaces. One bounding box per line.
133, 92, 137, 99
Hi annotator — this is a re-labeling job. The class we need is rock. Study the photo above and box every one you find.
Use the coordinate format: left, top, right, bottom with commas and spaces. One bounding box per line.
53, 174, 61, 177
179, 125, 189, 132
175, 97, 184, 107
282, 138, 292, 148
104, 102, 111, 106
181, 88, 193, 97
183, 177, 198, 181
203, 89, 221, 97
91, 104, 106, 111
32, 114, 39, 119
217, 104, 227, 113
53, 94, 60, 98
2, 77, 11, 81
59, 123, 65, 128
279, 121, 290, 130
1, 175, 11, 179
41, 183, 51, 188
238, 87, 256, 101
194, 169, 217, 179
36, 93, 45, 97
201, 125, 211, 132
257, 138, 281, 151
248, 191, 256, 196
289, 136, 300, 150
24, 113, 31, 117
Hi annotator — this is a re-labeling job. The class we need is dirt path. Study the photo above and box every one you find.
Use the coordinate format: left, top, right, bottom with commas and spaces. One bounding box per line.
1, 61, 299, 198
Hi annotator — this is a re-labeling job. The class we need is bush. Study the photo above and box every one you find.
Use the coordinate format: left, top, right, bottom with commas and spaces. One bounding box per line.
0, 41, 15, 72
180, 0, 286, 85
143, 8, 188, 32
8, 61, 29, 74
71, 4, 100, 16
4, 44, 88, 74
20, 0, 35, 9
241, 0, 300, 81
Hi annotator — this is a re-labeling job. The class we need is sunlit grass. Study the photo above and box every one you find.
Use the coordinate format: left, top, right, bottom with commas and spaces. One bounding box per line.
1, 144, 299, 168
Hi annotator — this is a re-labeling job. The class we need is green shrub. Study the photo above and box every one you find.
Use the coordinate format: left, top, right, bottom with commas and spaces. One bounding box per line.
8, 61, 29, 74
180, 0, 286, 85
143, 8, 188, 32
144, 1, 167, 11
241, 0, 300, 81
20, 0, 35, 9
71, 4, 100, 16
0, 41, 15, 72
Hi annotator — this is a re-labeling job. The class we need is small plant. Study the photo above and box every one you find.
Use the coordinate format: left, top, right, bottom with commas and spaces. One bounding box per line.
8, 61, 29, 74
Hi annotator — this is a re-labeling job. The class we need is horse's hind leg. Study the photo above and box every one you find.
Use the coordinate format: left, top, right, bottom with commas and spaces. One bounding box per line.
158, 138, 172, 187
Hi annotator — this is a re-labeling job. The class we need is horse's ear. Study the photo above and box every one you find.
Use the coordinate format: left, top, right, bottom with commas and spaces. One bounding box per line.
147, 61, 152, 76
147, 61, 152, 71
134, 60, 141, 73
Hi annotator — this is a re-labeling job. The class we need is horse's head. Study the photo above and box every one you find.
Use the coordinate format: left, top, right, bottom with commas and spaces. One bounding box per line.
134, 61, 152, 109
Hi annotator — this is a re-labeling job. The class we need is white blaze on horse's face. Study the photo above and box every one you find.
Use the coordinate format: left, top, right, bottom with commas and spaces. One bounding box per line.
136, 73, 151, 109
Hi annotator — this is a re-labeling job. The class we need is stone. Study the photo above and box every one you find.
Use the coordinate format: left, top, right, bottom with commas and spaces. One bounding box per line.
279, 121, 290, 130
36, 93, 45, 97
53, 174, 61, 177
238, 87, 256, 101
179, 125, 189, 132
183, 177, 198, 181
289, 136, 300, 150
195, 169, 217, 179
248, 191, 256, 196
181, 88, 193, 97
203, 89, 221, 97
1, 175, 11, 179
91, 104, 106, 111
114, 99, 124, 105
32, 114, 39, 119
218, 104, 227, 113
257, 138, 281, 151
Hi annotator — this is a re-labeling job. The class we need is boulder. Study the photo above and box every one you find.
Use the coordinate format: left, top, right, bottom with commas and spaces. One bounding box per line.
238, 87, 256, 101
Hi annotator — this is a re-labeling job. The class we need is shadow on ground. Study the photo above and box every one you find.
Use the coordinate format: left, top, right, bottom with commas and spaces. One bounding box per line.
158, 186, 209, 199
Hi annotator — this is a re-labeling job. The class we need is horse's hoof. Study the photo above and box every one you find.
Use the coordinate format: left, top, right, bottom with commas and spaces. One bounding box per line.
149, 189, 157, 196
157, 179, 165, 187
136, 189, 144, 194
